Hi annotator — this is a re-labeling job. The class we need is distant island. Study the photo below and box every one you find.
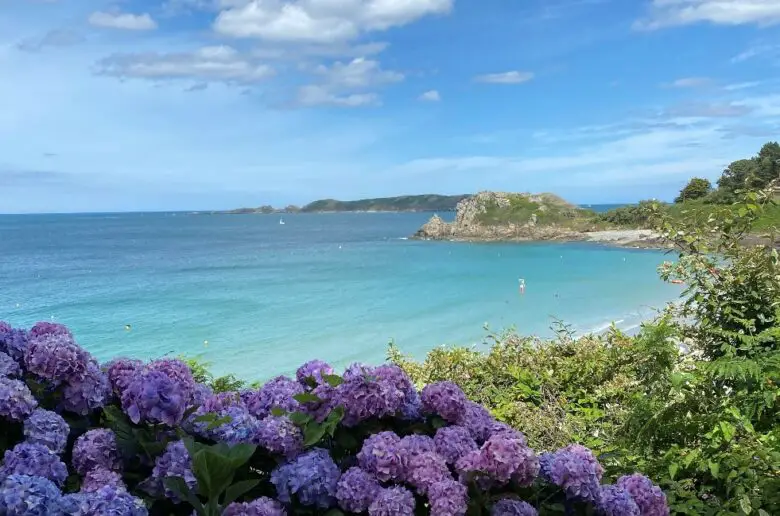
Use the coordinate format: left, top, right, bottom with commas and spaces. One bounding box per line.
209, 194, 470, 214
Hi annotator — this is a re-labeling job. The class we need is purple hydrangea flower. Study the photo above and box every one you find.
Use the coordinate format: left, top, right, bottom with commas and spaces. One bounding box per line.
407, 451, 450, 495
357, 431, 403, 482
491, 499, 539, 516
104, 358, 143, 396
81, 467, 126, 493
71, 429, 121, 476
597, 485, 640, 516
0, 474, 64, 515
368, 486, 415, 516
29, 322, 72, 339
208, 406, 262, 446
456, 433, 539, 487
24, 333, 90, 384
335, 372, 402, 427
23, 408, 70, 454
296, 360, 334, 385
0, 443, 68, 486
400, 389, 423, 421
434, 426, 478, 465
336, 467, 381, 513
121, 369, 187, 426
400, 434, 436, 456
374, 365, 417, 417
62, 361, 112, 415
302, 383, 337, 423
270, 448, 340, 508
616, 474, 669, 516
542, 445, 603, 503
191, 382, 213, 406
456, 402, 494, 443
256, 415, 303, 458
223, 497, 287, 516
489, 422, 527, 446
245, 376, 303, 419
421, 381, 468, 423
0, 377, 37, 421
428, 479, 468, 516
143, 440, 197, 502
0, 328, 28, 363
147, 359, 195, 400
65, 485, 148, 515
0, 351, 21, 378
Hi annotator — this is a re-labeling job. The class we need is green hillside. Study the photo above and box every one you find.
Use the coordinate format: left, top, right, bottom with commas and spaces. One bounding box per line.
301, 194, 469, 212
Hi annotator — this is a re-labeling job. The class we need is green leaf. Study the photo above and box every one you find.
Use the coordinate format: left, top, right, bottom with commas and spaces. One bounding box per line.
164, 476, 204, 514
101, 405, 139, 461
224, 443, 257, 469
740, 495, 752, 514
431, 417, 447, 429
758, 509, 770, 516
304, 421, 329, 447
293, 392, 322, 403
222, 479, 260, 506
708, 461, 720, 479
324, 510, 345, 516
270, 407, 286, 417
288, 411, 313, 426
668, 463, 679, 480
192, 449, 236, 500
719, 421, 736, 442
323, 374, 344, 387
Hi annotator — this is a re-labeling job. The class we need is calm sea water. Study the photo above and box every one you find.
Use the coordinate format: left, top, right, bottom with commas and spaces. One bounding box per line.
0, 210, 679, 381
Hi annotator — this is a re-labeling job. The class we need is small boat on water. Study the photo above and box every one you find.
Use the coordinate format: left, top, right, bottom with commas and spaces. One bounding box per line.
279, 218, 285, 225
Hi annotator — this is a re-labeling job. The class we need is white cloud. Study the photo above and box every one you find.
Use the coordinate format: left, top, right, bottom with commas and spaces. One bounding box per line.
252, 41, 388, 60
723, 81, 763, 91
297, 85, 378, 107
635, 0, 780, 30
97, 46, 275, 84
473, 71, 534, 84
418, 89, 440, 101
214, 0, 452, 42
731, 43, 779, 63
295, 57, 402, 107
667, 77, 712, 88
88, 11, 158, 31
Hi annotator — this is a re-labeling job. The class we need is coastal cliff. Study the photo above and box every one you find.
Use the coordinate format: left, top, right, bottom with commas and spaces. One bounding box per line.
413, 191, 666, 247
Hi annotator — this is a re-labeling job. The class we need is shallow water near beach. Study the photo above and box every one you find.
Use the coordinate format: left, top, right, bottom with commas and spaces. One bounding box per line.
0, 211, 680, 380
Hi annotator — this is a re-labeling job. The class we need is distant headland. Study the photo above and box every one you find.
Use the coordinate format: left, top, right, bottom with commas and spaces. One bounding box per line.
204, 194, 470, 214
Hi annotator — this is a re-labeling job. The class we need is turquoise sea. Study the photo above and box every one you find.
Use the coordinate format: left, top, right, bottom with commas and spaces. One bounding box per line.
0, 211, 680, 380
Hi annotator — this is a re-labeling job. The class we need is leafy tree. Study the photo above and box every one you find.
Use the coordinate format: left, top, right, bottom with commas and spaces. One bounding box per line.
674, 177, 712, 203
716, 159, 757, 193
749, 141, 780, 190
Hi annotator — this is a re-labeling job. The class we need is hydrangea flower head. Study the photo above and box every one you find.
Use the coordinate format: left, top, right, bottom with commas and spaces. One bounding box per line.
616, 474, 669, 516
147, 359, 195, 399
121, 369, 187, 426
71, 429, 121, 475
23, 408, 70, 454
104, 358, 143, 396
456, 433, 538, 488
270, 448, 340, 508
542, 444, 603, 503
434, 426, 478, 465
296, 360, 334, 385
428, 479, 468, 516
421, 381, 468, 423
0, 474, 64, 516
191, 382, 213, 406
245, 376, 303, 419
491, 499, 539, 516
81, 467, 126, 493
406, 451, 450, 495
356, 431, 403, 482
0, 351, 21, 378
223, 497, 288, 516
368, 486, 415, 516
144, 440, 197, 502
256, 415, 303, 458
597, 485, 640, 516
62, 361, 112, 415
29, 322, 72, 339
399, 434, 435, 457
302, 383, 336, 423
68, 485, 148, 515
336, 467, 381, 513
24, 333, 90, 383
0, 442, 68, 486
0, 377, 37, 421
0, 327, 29, 363
456, 402, 495, 443
207, 406, 262, 446
334, 367, 407, 426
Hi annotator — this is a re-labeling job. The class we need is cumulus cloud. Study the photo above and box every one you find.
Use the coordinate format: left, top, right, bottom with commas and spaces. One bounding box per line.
473, 71, 534, 84
635, 0, 780, 30
214, 0, 452, 42
96, 46, 274, 84
89, 11, 158, 30
295, 57, 402, 107
252, 41, 388, 60
16, 29, 84, 52
418, 90, 440, 101
297, 86, 378, 107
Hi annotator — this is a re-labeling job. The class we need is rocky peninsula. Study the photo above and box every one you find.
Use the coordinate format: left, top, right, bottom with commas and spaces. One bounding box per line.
412, 191, 666, 248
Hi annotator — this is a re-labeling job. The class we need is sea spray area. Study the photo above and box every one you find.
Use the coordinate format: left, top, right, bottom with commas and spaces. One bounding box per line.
0, 212, 679, 380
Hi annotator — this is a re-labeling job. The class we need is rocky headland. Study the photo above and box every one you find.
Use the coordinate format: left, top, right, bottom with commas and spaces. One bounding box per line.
412, 191, 666, 248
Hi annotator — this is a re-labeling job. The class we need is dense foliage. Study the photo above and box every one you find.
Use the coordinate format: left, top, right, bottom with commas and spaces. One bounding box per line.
301, 194, 470, 213
674, 178, 712, 203
393, 190, 780, 515
0, 324, 667, 515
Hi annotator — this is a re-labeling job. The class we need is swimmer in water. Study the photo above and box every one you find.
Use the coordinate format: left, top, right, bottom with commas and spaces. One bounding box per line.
518, 278, 526, 295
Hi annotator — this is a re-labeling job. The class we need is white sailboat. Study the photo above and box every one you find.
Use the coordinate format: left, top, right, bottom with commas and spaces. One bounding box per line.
279, 217, 285, 225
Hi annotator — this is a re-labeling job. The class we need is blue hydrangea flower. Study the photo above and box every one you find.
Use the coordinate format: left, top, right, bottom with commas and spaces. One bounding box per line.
0, 474, 64, 516
121, 369, 187, 426
71, 429, 121, 476
0, 443, 68, 487
616, 474, 669, 516
256, 415, 303, 458
64, 485, 148, 515
368, 486, 415, 516
597, 485, 640, 516
336, 467, 381, 513
428, 479, 468, 516
190, 405, 262, 446
80, 467, 126, 494
296, 360, 334, 385
0, 351, 21, 378
24, 333, 90, 384
143, 440, 196, 502
62, 362, 112, 415
245, 376, 303, 419
434, 426, 478, 465
223, 497, 287, 516
0, 377, 37, 421
421, 381, 468, 423
23, 409, 70, 454
490, 499, 539, 516
541, 444, 603, 503
270, 448, 340, 508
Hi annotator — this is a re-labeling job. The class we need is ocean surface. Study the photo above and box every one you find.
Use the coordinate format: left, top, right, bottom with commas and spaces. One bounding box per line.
0, 209, 680, 381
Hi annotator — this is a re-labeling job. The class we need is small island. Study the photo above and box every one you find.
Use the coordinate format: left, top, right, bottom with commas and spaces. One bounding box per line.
213, 194, 469, 215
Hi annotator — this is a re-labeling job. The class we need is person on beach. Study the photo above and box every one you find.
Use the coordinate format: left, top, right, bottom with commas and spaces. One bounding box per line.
518, 278, 525, 295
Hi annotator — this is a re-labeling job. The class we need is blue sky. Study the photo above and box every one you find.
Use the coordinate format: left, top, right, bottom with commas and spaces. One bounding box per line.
1, 0, 779, 213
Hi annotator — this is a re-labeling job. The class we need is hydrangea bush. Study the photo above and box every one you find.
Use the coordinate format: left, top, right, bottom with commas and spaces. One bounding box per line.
0, 322, 669, 515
